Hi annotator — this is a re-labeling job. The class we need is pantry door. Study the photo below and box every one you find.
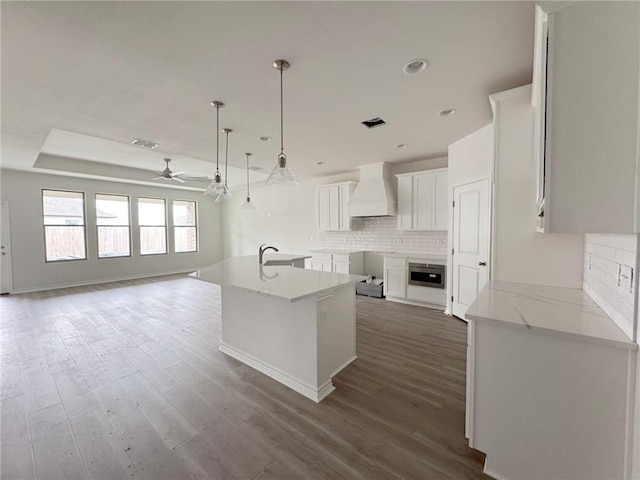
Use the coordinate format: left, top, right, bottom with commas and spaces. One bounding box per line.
452, 179, 490, 320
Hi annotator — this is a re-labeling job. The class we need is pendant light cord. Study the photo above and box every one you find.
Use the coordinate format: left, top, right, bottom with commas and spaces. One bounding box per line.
246, 154, 250, 199
224, 130, 229, 186
280, 66, 284, 156
215, 105, 220, 174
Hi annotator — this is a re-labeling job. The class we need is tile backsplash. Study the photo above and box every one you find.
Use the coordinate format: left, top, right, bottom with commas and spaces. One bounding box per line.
324, 216, 447, 255
583, 234, 637, 341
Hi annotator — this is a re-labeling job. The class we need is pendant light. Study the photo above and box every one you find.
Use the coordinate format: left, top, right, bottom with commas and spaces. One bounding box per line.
265, 59, 298, 185
205, 101, 227, 197
240, 153, 256, 210
215, 128, 233, 203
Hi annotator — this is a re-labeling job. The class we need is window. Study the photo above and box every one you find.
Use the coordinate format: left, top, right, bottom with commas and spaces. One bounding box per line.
138, 197, 166, 255
96, 194, 130, 258
42, 189, 86, 261
173, 200, 197, 253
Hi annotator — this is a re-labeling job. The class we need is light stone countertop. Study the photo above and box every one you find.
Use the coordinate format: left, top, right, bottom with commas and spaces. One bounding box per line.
308, 249, 365, 255
466, 281, 636, 350
378, 252, 447, 262
190, 255, 363, 303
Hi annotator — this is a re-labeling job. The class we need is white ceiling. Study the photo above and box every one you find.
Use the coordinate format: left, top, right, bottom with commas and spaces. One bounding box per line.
1, 1, 535, 189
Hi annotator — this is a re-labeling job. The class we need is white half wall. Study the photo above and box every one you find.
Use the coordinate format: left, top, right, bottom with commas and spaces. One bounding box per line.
490, 85, 584, 288
0, 169, 223, 292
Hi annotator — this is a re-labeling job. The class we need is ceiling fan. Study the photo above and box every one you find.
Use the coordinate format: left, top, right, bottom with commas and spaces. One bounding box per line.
153, 158, 208, 183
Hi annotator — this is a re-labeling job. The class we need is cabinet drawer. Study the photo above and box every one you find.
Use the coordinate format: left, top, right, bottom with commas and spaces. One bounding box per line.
332, 254, 350, 263
384, 257, 406, 268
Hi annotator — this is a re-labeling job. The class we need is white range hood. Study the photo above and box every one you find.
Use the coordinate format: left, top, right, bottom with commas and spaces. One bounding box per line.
347, 162, 397, 217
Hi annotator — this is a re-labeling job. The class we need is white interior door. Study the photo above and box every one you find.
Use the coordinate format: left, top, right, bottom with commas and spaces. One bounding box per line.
452, 179, 490, 320
0, 202, 13, 294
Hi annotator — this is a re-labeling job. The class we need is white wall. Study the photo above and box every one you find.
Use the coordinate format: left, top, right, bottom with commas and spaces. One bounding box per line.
0, 169, 223, 292
490, 85, 584, 288
446, 123, 495, 315
583, 234, 637, 341
222, 157, 448, 261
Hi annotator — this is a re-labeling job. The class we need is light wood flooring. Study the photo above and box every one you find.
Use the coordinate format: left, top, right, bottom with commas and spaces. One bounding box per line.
1, 274, 488, 480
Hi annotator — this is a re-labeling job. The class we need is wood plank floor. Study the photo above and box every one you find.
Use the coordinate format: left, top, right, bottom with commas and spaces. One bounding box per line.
0, 274, 489, 480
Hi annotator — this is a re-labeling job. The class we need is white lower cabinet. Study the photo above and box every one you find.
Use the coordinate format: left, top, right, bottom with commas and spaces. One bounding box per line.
466, 283, 637, 480
383, 258, 406, 298
306, 252, 364, 275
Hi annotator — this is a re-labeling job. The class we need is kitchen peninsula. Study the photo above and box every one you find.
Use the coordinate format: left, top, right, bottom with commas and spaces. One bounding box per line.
190, 255, 360, 402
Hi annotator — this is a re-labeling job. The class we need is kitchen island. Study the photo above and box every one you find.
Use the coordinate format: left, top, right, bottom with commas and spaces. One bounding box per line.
190, 255, 360, 402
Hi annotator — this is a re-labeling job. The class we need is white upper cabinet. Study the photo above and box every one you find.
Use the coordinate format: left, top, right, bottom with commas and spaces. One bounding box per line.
317, 181, 356, 232
534, 3, 640, 233
396, 169, 448, 231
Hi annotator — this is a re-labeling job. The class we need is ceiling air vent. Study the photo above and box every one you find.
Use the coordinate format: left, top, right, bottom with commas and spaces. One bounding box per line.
131, 139, 159, 149
361, 117, 387, 129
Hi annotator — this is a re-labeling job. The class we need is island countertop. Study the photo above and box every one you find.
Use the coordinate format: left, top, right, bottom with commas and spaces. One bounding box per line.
466, 280, 636, 350
190, 255, 363, 303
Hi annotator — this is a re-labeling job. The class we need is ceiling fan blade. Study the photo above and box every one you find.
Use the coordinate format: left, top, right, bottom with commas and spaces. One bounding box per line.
173, 177, 186, 183
153, 176, 164, 181
172, 171, 185, 176
180, 175, 210, 182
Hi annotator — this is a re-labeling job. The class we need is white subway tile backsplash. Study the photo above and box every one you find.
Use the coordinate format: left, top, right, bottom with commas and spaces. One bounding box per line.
324, 216, 447, 256
583, 234, 637, 341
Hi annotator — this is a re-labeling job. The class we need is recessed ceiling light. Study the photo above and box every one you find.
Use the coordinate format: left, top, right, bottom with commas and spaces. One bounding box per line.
131, 139, 159, 149
403, 59, 429, 75
395, 144, 408, 149
317, 161, 326, 165
438, 108, 456, 117
258, 136, 272, 142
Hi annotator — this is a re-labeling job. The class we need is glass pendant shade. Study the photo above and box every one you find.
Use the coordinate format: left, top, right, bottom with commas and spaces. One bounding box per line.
266, 59, 298, 186
215, 128, 233, 203
240, 197, 256, 210
266, 154, 298, 185
205, 172, 226, 196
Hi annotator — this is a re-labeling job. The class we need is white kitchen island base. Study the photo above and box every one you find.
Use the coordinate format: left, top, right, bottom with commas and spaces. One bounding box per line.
220, 283, 356, 402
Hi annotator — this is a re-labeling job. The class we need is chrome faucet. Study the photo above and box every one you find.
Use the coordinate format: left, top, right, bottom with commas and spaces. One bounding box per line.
259, 243, 279, 265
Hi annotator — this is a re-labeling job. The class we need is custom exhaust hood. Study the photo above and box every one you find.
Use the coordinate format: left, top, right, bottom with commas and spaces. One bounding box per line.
347, 162, 397, 217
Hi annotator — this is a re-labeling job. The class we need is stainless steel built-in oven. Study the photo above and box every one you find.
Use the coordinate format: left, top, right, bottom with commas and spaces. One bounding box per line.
408, 263, 445, 289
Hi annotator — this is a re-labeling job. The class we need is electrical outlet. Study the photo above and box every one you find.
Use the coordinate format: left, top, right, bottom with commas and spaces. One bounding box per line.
618, 264, 634, 294
320, 311, 327, 325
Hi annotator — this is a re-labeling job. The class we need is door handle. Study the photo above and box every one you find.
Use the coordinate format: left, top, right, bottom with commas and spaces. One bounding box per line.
478, 261, 486, 266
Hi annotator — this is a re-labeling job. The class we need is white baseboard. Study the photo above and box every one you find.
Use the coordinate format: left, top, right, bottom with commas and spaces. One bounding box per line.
386, 295, 446, 311
10, 268, 198, 294
220, 342, 332, 403
329, 355, 358, 379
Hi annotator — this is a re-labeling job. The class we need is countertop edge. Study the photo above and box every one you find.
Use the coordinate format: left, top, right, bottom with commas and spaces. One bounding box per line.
466, 312, 638, 351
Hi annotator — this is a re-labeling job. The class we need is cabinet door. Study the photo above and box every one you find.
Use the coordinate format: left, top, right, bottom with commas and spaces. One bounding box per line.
338, 183, 352, 231
384, 267, 406, 298
333, 262, 350, 274
321, 261, 333, 272
432, 170, 449, 231
413, 173, 434, 230
317, 186, 340, 231
397, 176, 413, 230
317, 187, 331, 231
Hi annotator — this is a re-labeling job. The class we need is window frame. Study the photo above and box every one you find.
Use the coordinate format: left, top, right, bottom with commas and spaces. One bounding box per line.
42, 188, 88, 263
95, 193, 132, 259
138, 196, 168, 256
172, 199, 198, 254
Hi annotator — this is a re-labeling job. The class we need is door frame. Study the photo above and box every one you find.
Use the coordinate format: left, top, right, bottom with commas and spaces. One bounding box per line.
1, 201, 14, 294
446, 177, 492, 319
